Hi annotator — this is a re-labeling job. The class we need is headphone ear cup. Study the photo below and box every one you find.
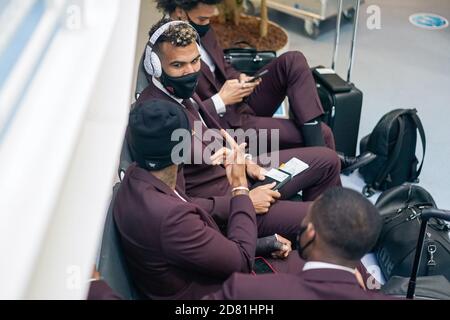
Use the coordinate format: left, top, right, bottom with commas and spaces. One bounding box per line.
144, 46, 155, 76
150, 52, 162, 78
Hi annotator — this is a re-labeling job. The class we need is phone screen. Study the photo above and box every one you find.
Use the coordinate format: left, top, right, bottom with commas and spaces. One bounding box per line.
253, 257, 276, 274
247, 70, 269, 83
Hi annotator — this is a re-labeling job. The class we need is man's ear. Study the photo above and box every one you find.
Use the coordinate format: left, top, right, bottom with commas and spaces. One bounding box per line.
305, 222, 316, 241
174, 7, 187, 21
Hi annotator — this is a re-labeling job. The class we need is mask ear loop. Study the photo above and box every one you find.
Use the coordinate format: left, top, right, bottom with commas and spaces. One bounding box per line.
297, 227, 316, 259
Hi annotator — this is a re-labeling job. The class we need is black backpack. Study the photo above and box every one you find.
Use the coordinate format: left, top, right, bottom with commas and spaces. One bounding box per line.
375, 184, 450, 283
359, 109, 426, 197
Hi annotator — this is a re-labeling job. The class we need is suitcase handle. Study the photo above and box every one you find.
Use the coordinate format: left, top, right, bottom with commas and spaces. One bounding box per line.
407, 208, 450, 299
332, 0, 361, 83
331, 0, 344, 71
421, 208, 450, 222
347, 0, 361, 83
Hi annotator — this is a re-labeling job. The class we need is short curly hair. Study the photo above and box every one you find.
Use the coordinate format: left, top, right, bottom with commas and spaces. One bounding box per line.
149, 18, 198, 53
310, 187, 382, 261
155, 0, 223, 14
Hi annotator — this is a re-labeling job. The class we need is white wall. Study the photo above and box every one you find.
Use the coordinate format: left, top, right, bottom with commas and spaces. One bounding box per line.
0, 0, 141, 299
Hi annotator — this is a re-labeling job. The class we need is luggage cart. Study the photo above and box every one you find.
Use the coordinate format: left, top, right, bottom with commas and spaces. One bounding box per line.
247, 0, 363, 38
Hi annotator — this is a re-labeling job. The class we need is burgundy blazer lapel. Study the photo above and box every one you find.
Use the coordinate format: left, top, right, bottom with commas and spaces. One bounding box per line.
192, 93, 223, 129
201, 29, 227, 78
140, 79, 222, 130
139, 79, 173, 102
200, 61, 220, 91
137, 81, 226, 169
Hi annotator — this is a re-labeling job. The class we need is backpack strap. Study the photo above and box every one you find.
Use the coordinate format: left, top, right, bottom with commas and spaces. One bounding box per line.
408, 110, 426, 180
372, 116, 406, 189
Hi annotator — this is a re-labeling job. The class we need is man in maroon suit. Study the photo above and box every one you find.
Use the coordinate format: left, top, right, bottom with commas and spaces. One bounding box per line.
115, 99, 302, 300
205, 187, 392, 300
154, 0, 372, 171
155, 0, 336, 150
137, 18, 341, 242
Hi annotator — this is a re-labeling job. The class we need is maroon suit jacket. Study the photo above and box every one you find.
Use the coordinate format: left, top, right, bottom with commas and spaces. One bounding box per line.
113, 164, 257, 300
197, 29, 256, 128
136, 80, 236, 222
205, 269, 392, 300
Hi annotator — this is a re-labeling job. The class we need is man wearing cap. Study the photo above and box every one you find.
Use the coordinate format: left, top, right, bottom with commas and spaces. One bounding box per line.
136, 18, 342, 242
114, 99, 302, 300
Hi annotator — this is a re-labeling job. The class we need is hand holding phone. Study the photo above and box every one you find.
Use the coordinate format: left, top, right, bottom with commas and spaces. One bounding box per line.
246, 69, 269, 83
251, 168, 292, 191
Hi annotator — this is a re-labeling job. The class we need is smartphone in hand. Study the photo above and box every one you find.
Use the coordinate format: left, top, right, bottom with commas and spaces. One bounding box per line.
251, 168, 292, 191
246, 69, 269, 83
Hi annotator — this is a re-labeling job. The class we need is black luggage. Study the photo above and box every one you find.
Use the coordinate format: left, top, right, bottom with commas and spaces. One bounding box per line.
374, 184, 450, 299
224, 41, 277, 76
405, 208, 450, 299
382, 275, 450, 300
313, 0, 363, 157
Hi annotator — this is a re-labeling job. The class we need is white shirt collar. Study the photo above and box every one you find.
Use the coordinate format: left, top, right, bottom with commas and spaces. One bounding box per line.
152, 76, 184, 105
199, 44, 215, 73
303, 261, 356, 275
152, 77, 208, 128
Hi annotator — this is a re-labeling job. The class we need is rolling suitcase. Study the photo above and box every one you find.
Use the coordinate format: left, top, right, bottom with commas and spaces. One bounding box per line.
313, 0, 363, 156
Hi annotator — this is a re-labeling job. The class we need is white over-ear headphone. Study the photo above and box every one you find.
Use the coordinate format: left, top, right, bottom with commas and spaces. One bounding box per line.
144, 21, 201, 78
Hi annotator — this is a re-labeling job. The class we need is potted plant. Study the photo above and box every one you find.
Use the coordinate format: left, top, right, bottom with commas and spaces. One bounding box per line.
211, 0, 289, 52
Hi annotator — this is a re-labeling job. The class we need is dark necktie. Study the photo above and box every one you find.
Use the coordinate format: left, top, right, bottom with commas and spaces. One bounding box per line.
183, 99, 200, 115
183, 98, 222, 129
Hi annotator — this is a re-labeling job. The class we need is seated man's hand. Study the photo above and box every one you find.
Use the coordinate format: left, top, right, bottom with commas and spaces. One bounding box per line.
249, 183, 281, 214
210, 147, 231, 165
246, 160, 267, 181
221, 130, 248, 190
239, 73, 262, 87
219, 79, 259, 105
271, 234, 292, 259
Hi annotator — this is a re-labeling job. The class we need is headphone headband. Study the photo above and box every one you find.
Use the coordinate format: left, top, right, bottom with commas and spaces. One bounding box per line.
149, 21, 188, 46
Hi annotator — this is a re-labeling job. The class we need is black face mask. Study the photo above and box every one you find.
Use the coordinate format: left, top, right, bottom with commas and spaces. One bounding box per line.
160, 70, 199, 100
297, 225, 316, 260
187, 14, 210, 37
